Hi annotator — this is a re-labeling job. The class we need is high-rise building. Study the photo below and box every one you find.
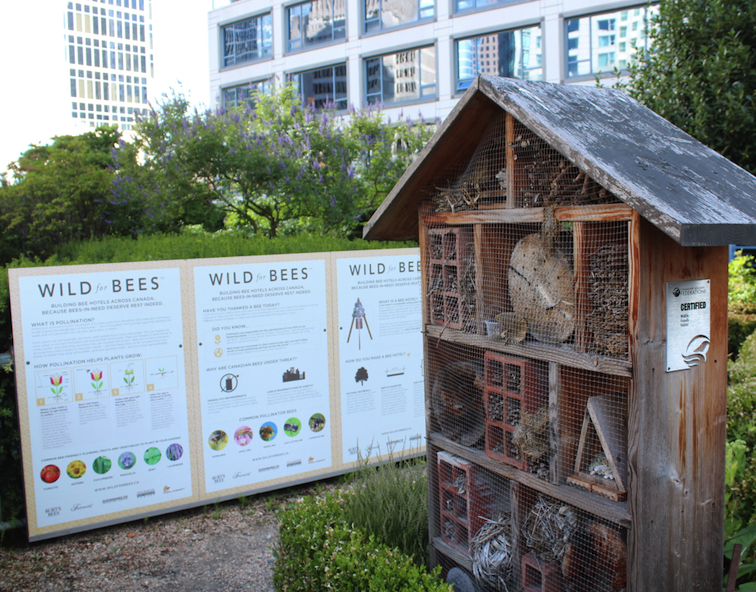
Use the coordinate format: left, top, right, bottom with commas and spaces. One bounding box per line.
207, 0, 657, 122
65, 0, 153, 132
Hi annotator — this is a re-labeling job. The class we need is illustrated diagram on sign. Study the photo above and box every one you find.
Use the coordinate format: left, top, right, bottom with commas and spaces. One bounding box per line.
145, 356, 179, 390
283, 367, 306, 382
347, 298, 372, 350
110, 360, 145, 395
220, 373, 238, 392
73, 367, 110, 401
355, 367, 369, 385
35, 370, 72, 405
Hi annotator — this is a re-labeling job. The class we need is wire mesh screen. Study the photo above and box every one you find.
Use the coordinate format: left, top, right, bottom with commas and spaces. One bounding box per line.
423, 112, 631, 591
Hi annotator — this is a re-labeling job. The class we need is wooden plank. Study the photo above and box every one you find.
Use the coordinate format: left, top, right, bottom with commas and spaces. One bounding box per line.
419, 215, 431, 327
573, 221, 591, 352
548, 362, 561, 485
509, 482, 524, 590
627, 219, 728, 591
432, 537, 473, 571
429, 431, 632, 527
424, 324, 633, 378
506, 112, 516, 208
556, 203, 634, 222
588, 395, 627, 492
473, 224, 486, 335
423, 203, 633, 226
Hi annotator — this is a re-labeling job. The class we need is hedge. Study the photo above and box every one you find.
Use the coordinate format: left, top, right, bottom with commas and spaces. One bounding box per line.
273, 492, 451, 592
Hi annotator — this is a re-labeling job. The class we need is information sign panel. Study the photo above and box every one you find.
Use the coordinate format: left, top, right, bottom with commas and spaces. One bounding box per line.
192, 258, 332, 494
335, 252, 424, 462
666, 279, 711, 372
11, 265, 192, 535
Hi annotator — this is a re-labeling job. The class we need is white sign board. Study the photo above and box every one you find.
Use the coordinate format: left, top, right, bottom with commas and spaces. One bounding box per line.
666, 279, 711, 372
15, 266, 192, 529
9, 249, 424, 541
336, 254, 424, 462
193, 259, 332, 494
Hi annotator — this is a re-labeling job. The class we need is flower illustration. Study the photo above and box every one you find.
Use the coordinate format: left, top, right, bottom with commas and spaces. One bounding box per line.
49, 375, 64, 398
90, 369, 104, 392
123, 368, 135, 386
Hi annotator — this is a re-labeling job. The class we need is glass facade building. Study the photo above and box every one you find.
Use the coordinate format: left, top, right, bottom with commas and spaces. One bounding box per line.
66, 0, 153, 131
210, 1, 656, 120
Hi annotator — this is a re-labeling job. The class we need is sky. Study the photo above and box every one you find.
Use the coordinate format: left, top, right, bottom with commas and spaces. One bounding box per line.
0, 0, 219, 174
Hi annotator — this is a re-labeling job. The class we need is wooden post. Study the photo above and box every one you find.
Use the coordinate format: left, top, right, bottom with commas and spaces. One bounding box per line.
627, 219, 727, 591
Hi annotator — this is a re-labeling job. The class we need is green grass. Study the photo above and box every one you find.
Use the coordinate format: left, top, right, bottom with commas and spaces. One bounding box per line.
342, 454, 429, 565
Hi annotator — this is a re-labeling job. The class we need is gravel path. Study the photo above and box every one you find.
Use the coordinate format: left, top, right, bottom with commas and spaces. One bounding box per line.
0, 486, 323, 592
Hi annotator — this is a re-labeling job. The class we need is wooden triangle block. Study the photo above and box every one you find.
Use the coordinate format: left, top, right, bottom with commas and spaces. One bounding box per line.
567, 394, 627, 501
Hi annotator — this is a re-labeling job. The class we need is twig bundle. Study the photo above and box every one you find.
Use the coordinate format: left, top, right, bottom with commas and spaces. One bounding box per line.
587, 243, 629, 358
524, 497, 580, 564
471, 515, 513, 591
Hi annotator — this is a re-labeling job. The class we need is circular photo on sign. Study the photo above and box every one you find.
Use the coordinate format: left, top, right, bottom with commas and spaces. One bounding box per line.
283, 417, 301, 437
309, 413, 326, 433
118, 451, 137, 470
166, 443, 183, 461
208, 430, 228, 451
92, 456, 112, 475
259, 422, 277, 442
67, 460, 87, 479
40, 464, 60, 484
144, 447, 162, 465
234, 426, 254, 446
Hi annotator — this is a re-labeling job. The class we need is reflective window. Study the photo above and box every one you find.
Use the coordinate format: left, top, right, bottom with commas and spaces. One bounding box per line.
287, 0, 346, 51
454, 0, 513, 12
290, 64, 347, 110
222, 14, 273, 68
364, 0, 433, 33
566, 4, 658, 77
456, 25, 542, 92
223, 80, 272, 109
365, 46, 436, 106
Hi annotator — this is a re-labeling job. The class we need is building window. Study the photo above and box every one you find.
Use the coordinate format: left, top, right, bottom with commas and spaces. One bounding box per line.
365, 46, 436, 106
223, 80, 272, 109
565, 4, 658, 78
454, 0, 515, 12
364, 0, 433, 33
456, 25, 542, 92
290, 64, 347, 110
287, 0, 345, 51
222, 14, 273, 68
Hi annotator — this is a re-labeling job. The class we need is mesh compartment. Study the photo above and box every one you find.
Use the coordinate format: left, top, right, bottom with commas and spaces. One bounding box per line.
423, 109, 633, 592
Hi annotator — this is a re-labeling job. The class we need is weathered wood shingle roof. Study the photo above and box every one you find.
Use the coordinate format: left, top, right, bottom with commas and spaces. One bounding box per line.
364, 75, 756, 246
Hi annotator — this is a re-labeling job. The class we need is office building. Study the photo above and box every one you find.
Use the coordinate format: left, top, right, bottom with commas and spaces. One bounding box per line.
207, 0, 656, 122
65, 0, 153, 131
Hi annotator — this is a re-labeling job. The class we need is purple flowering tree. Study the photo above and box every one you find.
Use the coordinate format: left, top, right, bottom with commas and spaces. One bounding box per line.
113, 85, 435, 238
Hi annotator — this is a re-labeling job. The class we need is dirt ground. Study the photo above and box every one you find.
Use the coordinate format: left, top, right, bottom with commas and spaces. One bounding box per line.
0, 483, 330, 592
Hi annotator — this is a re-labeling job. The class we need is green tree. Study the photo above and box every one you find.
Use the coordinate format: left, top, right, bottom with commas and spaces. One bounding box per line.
0, 126, 128, 263
624, 0, 756, 174
113, 86, 434, 238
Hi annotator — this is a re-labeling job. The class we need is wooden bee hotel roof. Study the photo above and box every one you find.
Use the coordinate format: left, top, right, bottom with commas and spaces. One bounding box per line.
364, 75, 756, 246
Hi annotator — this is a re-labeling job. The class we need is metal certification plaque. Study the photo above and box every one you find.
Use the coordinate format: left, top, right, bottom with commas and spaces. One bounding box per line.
666, 279, 711, 372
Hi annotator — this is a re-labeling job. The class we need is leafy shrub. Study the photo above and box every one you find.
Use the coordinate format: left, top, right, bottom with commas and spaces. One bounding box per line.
342, 455, 429, 565
729, 253, 756, 359
727, 331, 756, 529
273, 492, 451, 592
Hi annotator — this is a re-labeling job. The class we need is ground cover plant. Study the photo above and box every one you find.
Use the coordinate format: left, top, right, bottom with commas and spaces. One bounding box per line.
342, 453, 429, 565
273, 488, 450, 592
